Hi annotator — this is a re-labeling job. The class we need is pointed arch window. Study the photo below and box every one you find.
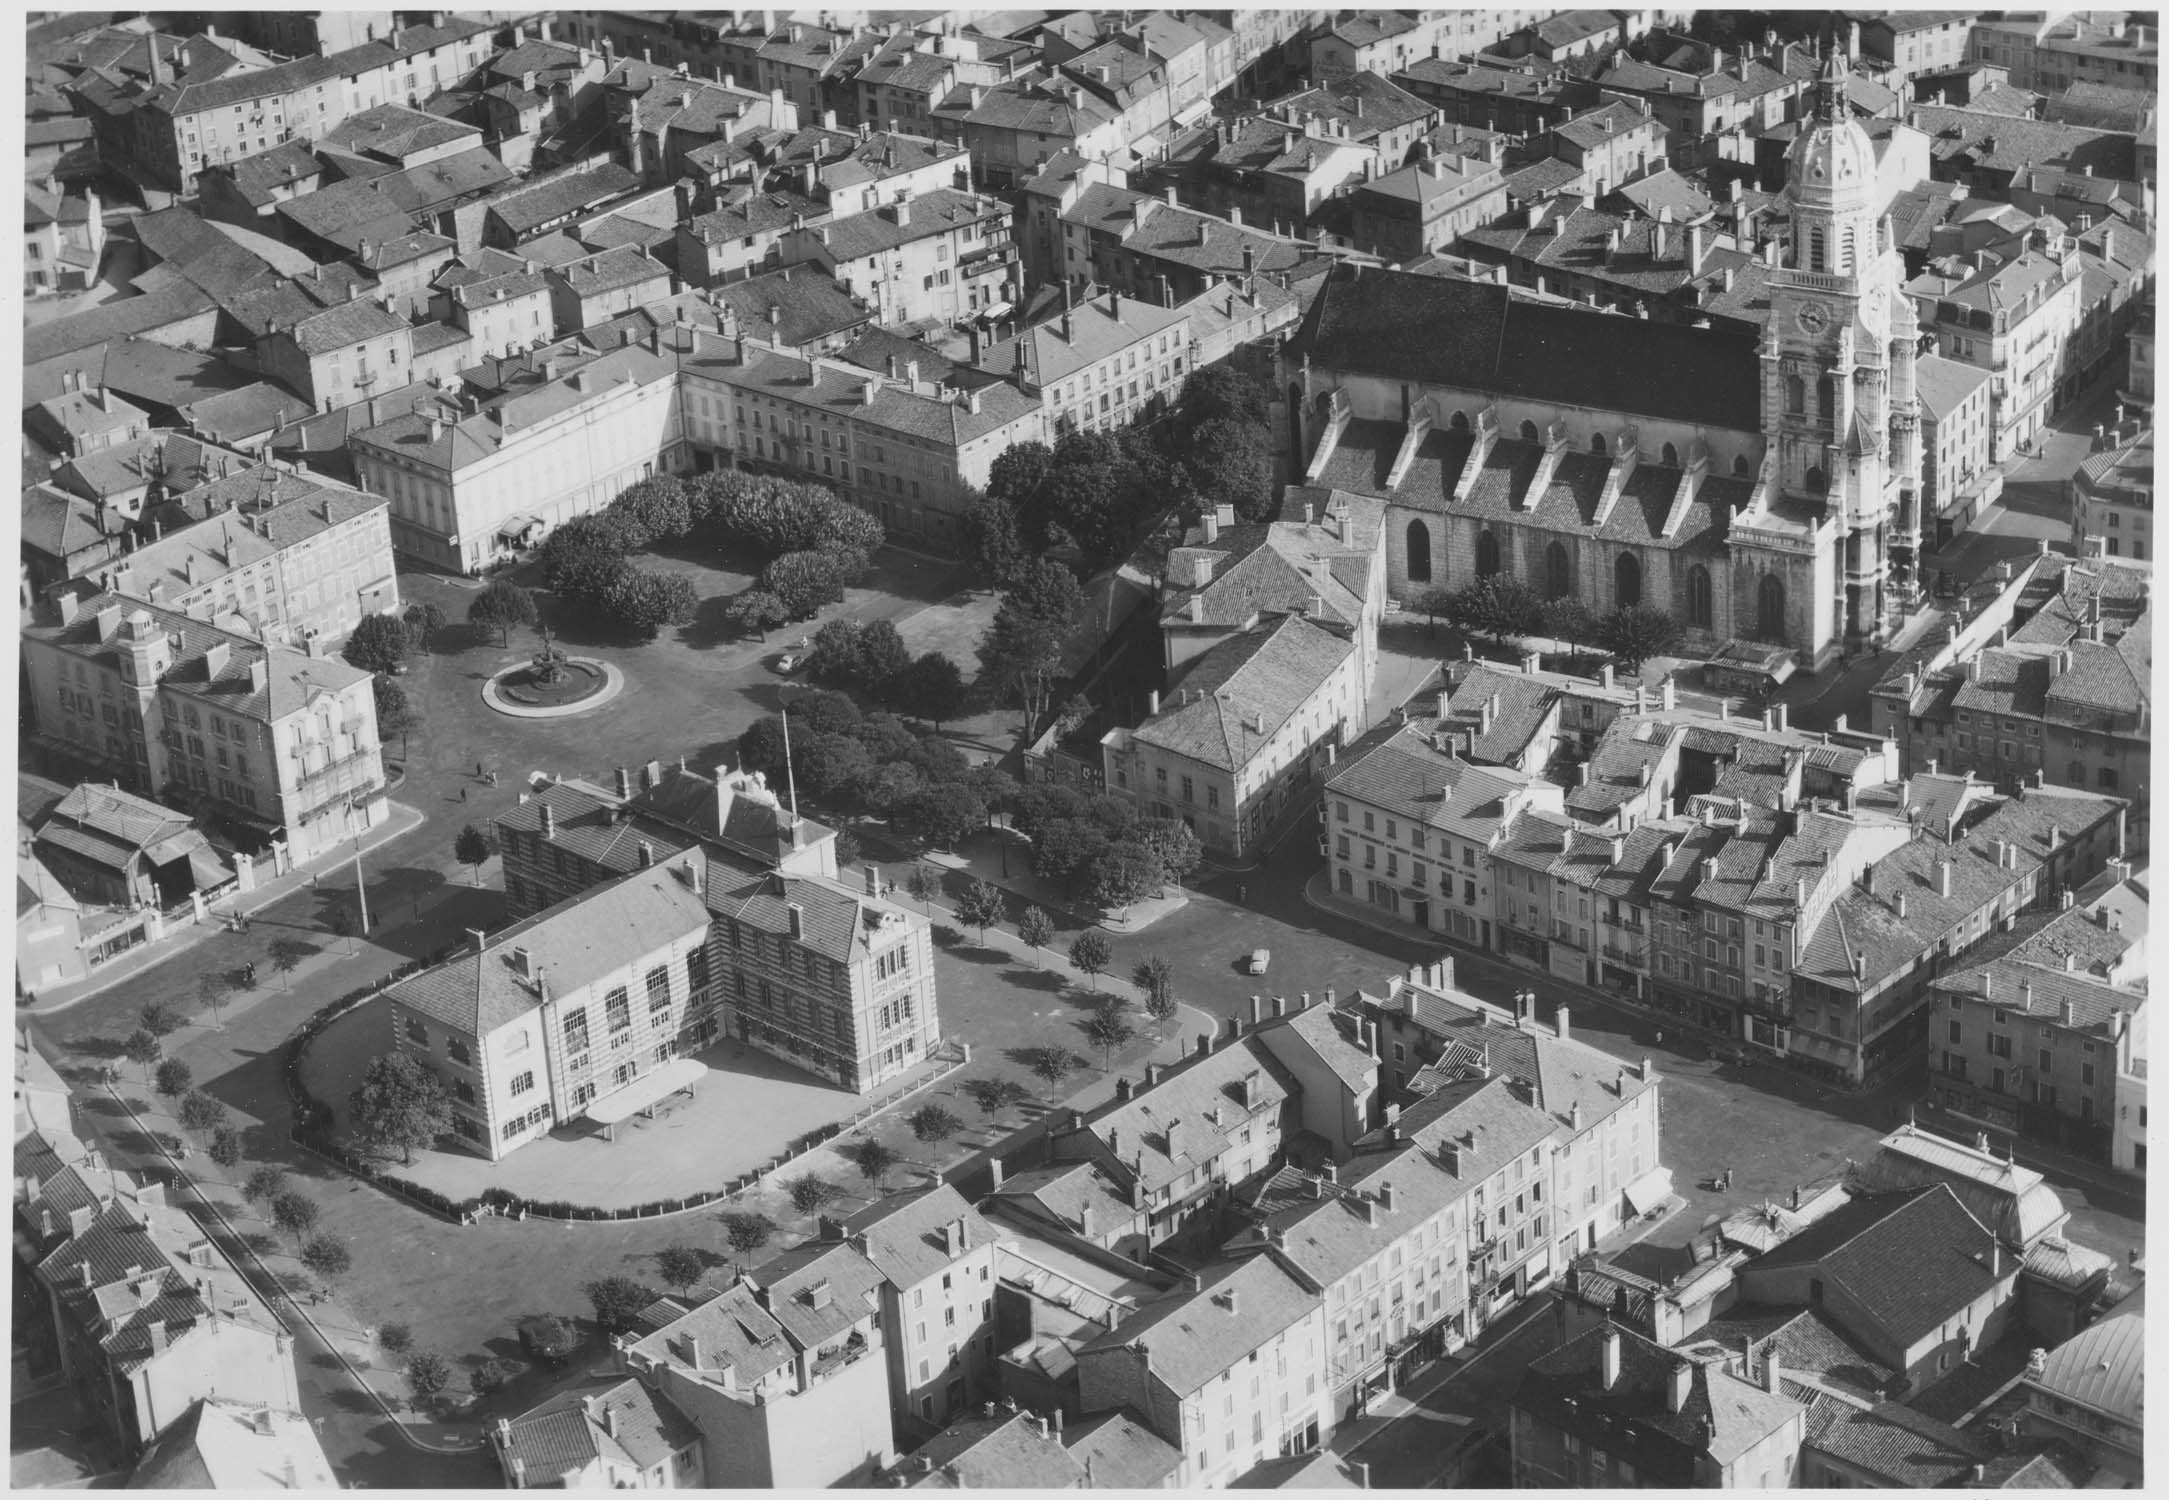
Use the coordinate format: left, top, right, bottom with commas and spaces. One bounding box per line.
1785, 373, 1805, 414
1476, 529, 1500, 578
1687, 565, 1713, 628
1544, 541, 1572, 600
1758, 574, 1787, 641
1816, 374, 1835, 423
1407, 519, 1432, 584
1660, 442, 1680, 467
1733, 454, 1752, 477
1591, 432, 1608, 456
1615, 552, 1642, 609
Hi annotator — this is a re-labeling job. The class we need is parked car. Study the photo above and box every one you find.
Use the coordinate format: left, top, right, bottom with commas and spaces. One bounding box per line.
775, 652, 801, 675
1247, 948, 1271, 975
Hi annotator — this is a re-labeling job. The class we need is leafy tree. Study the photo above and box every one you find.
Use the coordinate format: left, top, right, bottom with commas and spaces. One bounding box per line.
271, 1191, 320, 1240
348, 1052, 455, 1164
1067, 930, 1112, 990
402, 601, 446, 653
541, 514, 630, 606
1539, 596, 1601, 647
178, 1090, 226, 1133
154, 1058, 193, 1097
841, 1137, 901, 1192
696, 472, 884, 558
376, 1321, 414, 1359
1133, 954, 1177, 1022
584, 1276, 662, 1335
301, 1235, 352, 1281
604, 567, 700, 637
832, 826, 863, 869
901, 782, 986, 851
1084, 838, 1160, 909
805, 618, 865, 684
655, 1245, 706, 1293
606, 474, 693, 548
1600, 605, 1686, 673
403, 1351, 452, 1402
794, 732, 875, 802
970, 765, 1018, 822
1406, 584, 1456, 634
1137, 816, 1203, 891
1016, 906, 1056, 962
122, 1028, 163, 1082
722, 587, 792, 640
1082, 1000, 1136, 1070
954, 878, 1008, 942
1174, 364, 1270, 437
208, 1126, 244, 1168
373, 675, 419, 758
905, 864, 943, 915
720, 1212, 774, 1271
468, 579, 538, 646
1186, 416, 1276, 522
855, 620, 913, 703
454, 824, 498, 885
1449, 575, 1544, 645
267, 935, 313, 990
960, 492, 1030, 587
859, 761, 924, 818
1032, 818, 1110, 896
242, 1166, 287, 1203
986, 441, 1057, 518
1019, 1047, 1080, 1088
962, 1077, 1029, 1115
469, 1357, 523, 1397
342, 613, 414, 674
978, 559, 1083, 739
785, 1175, 840, 1214
761, 546, 863, 618
909, 1104, 963, 1148
139, 1000, 182, 1038
195, 970, 232, 1028
518, 1315, 577, 1365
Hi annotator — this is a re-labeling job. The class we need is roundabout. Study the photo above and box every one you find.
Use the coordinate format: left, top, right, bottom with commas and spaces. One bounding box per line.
479, 627, 625, 719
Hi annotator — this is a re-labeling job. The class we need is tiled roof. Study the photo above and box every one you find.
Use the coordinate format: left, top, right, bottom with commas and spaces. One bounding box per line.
849, 1184, 1001, 1291
550, 246, 671, 298
498, 1375, 701, 1480
1063, 1412, 1181, 1489
1079, 1033, 1296, 1195
628, 1282, 794, 1386
685, 187, 830, 241
1520, 1321, 1802, 1466
1747, 1185, 2006, 1348
1907, 104, 2137, 182
1297, 263, 1762, 431
1130, 614, 1355, 773
322, 101, 482, 162
273, 179, 415, 249
1803, 1397, 1986, 1485
903, 1408, 1086, 1488
204, 141, 325, 205
375, 148, 518, 216
1063, 183, 1308, 277
284, 298, 408, 356
24, 284, 217, 366
811, 188, 1006, 263
1265, 72, 1434, 142
1079, 1254, 1317, 1397
485, 161, 642, 237
1325, 726, 1539, 840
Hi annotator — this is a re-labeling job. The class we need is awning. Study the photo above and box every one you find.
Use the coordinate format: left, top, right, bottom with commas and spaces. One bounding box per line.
1624, 1168, 1675, 1219
187, 848, 236, 891
497, 515, 544, 543
584, 1056, 705, 1129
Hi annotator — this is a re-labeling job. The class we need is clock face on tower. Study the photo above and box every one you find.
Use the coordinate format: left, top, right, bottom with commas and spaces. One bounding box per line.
1796, 301, 1831, 335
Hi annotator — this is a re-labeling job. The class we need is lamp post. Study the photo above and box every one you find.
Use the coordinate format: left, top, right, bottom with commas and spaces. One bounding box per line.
346, 794, 371, 936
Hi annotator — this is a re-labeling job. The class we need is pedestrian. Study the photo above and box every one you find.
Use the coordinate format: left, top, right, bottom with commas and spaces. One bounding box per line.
477, 759, 484, 778
1237, 884, 1248, 903
459, 786, 468, 802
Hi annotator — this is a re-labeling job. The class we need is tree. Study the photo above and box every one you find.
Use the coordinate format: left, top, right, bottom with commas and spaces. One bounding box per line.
402, 601, 447, 653
953, 878, 1008, 943
1449, 575, 1544, 646
403, 1351, 452, 1403
349, 1052, 455, 1165
267, 936, 312, 990
468, 579, 537, 646
178, 1090, 226, 1133
373, 675, 419, 759
1020, 1047, 1080, 1089
154, 1058, 193, 1097
963, 1077, 1030, 1115
122, 1028, 163, 1082
720, 1212, 774, 1271
1084, 839, 1160, 910
517, 1315, 576, 1366
604, 567, 700, 637
271, 1191, 320, 1240
723, 587, 792, 641
909, 1104, 963, 1148
785, 1175, 839, 1214
1406, 584, 1456, 635
1082, 1000, 1136, 1070
1133, 954, 1177, 1025
794, 732, 875, 802
1137, 817, 1203, 891
655, 1245, 706, 1293
832, 826, 863, 869
960, 492, 1030, 587
139, 1000, 182, 1038
762, 547, 861, 618
469, 1357, 523, 1398
1067, 930, 1112, 990
1539, 596, 1600, 647
606, 474, 693, 548
454, 824, 498, 885
1016, 906, 1055, 963
584, 1276, 662, 1336
195, 970, 232, 1028
1032, 818, 1110, 897
376, 1322, 414, 1359
1186, 416, 1276, 522
805, 618, 865, 684
841, 1137, 901, 1193
1174, 364, 1271, 438
1600, 605, 1686, 673
342, 613, 414, 675
901, 782, 986, 851
905, 864, 943, 915
697, 472, 884, 558
301, 1235, 352, 1281
855, 620, 915, 704
208, 1126, 244, 1168
541, 514, 630, 606
978, 560, 1083, 740
986, 441, 1057, 517
242, 1166, 286, 1203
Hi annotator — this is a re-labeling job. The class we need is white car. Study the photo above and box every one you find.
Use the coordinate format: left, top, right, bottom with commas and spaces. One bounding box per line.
1247, 948, 1271, 975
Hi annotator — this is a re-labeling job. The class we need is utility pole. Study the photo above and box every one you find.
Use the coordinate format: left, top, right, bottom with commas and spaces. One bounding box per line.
348, 795, 371, 935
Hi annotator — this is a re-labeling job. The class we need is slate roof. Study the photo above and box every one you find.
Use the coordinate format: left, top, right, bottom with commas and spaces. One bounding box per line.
1297, 263, 1762, 431
383, 850, 712, 1037
1130, 614, 1356, 773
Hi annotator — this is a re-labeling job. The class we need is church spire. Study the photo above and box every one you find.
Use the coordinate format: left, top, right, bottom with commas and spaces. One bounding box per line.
1816, 22, 1847, 122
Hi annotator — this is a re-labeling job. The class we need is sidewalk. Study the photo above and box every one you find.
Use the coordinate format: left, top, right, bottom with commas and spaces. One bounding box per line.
28, 800, 428, 1014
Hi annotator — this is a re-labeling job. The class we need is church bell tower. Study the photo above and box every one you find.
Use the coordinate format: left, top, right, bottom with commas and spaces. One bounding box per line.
1762, 49, 1922, 649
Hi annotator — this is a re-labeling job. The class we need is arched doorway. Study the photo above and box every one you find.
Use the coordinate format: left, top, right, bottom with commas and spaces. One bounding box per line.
1449, 410, 1469, 433
1687, 565, 1712, 628
1545, 541, 1572, 599
1407, 519, 1432, 584
1519, 419, 1540, 443
1733, 454, 1751, 477
1476, 530, 1500, 578
1660, 442, 1679, 467
1591, 433, 1608, 456
1758, 573, 1786, 641
1615, 552, 1642, 609
1805, 466, 1828, 495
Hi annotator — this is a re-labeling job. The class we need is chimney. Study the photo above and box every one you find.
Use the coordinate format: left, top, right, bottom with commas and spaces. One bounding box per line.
1554, 1004, 1569, 1041
541, 804, 556, 839
1667, 1359, 1693, 1412
1601, 1327, 1623, 1389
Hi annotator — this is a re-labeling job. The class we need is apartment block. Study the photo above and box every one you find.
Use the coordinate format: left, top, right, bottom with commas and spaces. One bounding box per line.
780, 189, 1017, 328
1969, 15, 2160, 95
971, 288, 1189, 440
21, 593, 386, 865
1916, 352, 2001, 545
2069, 419, 2153, 564
1906, 238, 2086, 462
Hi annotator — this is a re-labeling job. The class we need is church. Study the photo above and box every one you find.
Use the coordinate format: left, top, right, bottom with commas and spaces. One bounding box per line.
1282, 56, 1921, 672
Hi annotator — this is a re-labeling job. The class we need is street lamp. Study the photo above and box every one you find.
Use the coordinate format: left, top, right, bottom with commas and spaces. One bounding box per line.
346, 794, 371, 936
